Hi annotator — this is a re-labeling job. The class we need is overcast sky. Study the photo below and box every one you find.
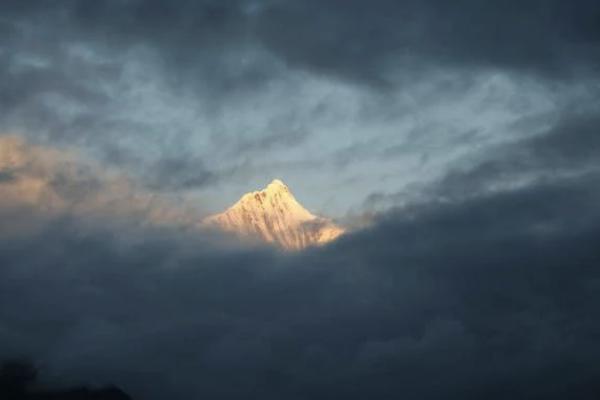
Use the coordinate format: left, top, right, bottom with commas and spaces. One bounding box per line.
1, 0, 598, 217
1, 1, 600, 399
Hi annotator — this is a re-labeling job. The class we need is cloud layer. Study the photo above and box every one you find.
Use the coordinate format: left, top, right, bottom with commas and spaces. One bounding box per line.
1, 123, 600, 398
1, 1, 600, 399
2, 0, 599, 215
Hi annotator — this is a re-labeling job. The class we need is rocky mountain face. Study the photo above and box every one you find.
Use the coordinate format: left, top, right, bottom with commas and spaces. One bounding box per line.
203, 179, 344, 250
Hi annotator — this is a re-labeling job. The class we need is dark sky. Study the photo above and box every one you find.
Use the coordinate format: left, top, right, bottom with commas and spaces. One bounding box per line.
1, 1, 600, 399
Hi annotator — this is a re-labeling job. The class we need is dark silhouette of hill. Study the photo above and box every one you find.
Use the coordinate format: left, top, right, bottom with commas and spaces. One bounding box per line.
0, 360, 132, 400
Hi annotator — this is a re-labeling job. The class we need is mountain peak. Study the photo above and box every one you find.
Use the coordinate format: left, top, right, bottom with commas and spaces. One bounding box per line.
203, 180, 344, 250
259, 178, 291, 197
268, 178, 287, 188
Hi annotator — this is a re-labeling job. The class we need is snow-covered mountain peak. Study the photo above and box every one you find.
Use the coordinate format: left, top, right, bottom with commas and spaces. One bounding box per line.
267, 178, 288, 191
203, 179, 344, 250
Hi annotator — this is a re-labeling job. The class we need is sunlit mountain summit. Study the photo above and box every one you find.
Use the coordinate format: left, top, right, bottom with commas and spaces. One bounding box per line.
203, 179, 344, 250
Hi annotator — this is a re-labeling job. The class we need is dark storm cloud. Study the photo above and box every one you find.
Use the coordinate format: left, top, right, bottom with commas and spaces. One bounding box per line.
1, 0, 273, 95
1, 164, 600, 399
529, 112, 600, 167
2, 0, 599, 196
258, 0, 600, 84
0, 18, 123, 147
434, 108, 600, 200
360, 103, 600, 212
3, 0, 600, 88
0, 0, 269, 192
77, 0, 600, 83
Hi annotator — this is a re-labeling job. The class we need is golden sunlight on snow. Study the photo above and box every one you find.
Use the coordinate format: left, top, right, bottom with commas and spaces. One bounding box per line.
203, 179, 345, 250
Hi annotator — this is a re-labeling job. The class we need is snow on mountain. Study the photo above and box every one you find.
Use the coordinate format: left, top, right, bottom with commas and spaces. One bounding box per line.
203, 179, 344, 250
